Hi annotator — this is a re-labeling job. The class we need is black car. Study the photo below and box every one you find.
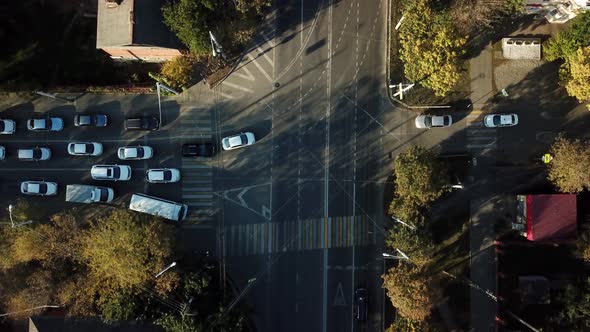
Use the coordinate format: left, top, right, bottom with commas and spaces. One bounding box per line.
74, 114, 108, 127
125, 117, 159, 131
182, 143, 214, 157
354, 288, 368, 321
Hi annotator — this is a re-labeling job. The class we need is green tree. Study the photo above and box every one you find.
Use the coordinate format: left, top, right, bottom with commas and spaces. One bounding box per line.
544, 13, 590, 62
386, 228, 434, 268
382, 264, 441, 322
157, 54, 199, 90
555, 278, 590, 329
393, 146, 449, 206
566, 46, 590, 102
548, 135, 590, 193
399, 0, 466, 96
81, 209, 174, 291
576, 228, 590, 263
161, 0, 219, 54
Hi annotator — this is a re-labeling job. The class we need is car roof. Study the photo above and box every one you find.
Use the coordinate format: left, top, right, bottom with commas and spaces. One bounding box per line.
228, 136, 243, 147
149, 170, 166, 181
431, 115, 447, 126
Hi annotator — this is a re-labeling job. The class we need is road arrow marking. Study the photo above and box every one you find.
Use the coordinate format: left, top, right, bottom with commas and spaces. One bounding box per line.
333, 282, 346, 306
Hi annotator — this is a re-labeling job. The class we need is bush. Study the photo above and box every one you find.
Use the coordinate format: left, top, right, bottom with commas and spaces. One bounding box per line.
158, 55, 200, 90
548, 135, 590, 193
565, 46, 590, 102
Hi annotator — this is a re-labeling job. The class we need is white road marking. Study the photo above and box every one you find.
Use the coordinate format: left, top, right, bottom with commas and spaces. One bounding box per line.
247, 53, 273, 82
231, 66, 256, 81
256, 45, 274, 67
221, 80, 255, 93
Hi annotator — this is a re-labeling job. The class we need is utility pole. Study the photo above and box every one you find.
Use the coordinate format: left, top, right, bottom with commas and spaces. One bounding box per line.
33, 91, 73, 103
209, 31, 227, 60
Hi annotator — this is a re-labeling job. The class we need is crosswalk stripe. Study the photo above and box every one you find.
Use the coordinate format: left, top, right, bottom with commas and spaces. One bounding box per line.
221, 80, 255, 93
231, 66, 256, 81
247, 53, 273, 82
256, 45, 274, 67
186, 201, 215, 207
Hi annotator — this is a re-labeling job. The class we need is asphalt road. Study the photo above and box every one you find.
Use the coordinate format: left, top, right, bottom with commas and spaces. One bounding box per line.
213, 0, 393, 330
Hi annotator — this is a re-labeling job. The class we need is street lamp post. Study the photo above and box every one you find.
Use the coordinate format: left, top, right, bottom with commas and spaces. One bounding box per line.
155, 82, 179, 131
8, 205, 33, 228
382, 249, 410, 260
155, 261, 177, 278
390, 216, 416, 230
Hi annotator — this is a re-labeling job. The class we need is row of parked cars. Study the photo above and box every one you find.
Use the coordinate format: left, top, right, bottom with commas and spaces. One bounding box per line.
414, 113, 519, 129
0, 114, 109, 134
0, 145, 155, 161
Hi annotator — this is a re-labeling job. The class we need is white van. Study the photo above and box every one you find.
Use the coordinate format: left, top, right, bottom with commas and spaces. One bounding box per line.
129, 193, 188, 222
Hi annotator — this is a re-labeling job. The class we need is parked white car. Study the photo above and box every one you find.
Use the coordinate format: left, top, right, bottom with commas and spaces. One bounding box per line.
67, 142, 103, 156
117, 146, 153, 160
0, 119, 16, 134
27, 117, 64, 131
415, 115, 453, 128
91, 165, 132, 181
222, 132, 256, 151
18, 147, 51, 161
146, 168, 181, 183
20, 181, 58, 196
483, 114, 518, 128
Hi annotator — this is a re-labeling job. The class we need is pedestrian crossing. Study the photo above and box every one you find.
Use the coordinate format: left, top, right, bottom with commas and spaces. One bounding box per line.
226, 215, 378, 256
179, 110, 218, 222
465, 110, 497, 151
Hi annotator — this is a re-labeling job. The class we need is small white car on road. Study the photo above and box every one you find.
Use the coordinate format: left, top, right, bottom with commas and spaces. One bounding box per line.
146, 168, 181, 183
21, 181, 58, 196
67, 142, 103, 156
222, 132, 256, 151
415, 115, 453, 128
0, 119, 16, 134
483, 114, 518, 128
91, 165, 132, 181
18, 147, 51, 161
0, 146, 5, 160
27, 117, 64, 132
117, 146, 153, 160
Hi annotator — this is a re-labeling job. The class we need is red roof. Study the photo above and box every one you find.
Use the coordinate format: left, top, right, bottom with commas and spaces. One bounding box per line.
526, 194, 577, 241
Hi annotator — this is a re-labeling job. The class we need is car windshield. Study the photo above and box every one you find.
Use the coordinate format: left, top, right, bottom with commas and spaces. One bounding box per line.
0, 122, 4, 131
32, 149, 41, 159
98, 188, 108, 201
424, 117, 432, 127
443, 117, 450, 125
112, 168, 120, 178
85, 144, 94, 153
239, 134, 247, 144
493, 116, 501, 125
163, 171, 172, 181
38, 183, 47, 193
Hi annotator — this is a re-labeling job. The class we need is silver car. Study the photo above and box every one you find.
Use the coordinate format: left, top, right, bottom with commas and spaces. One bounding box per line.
0, 119, 16, 134
18, 147, 51, 161
222, 132, 256, 151
415, 115, 452, 128
68, 142, 103, 156
146, 168, 181, 183
91, 165, 132, 181
21, 181, 58, 196
483, 114, 518, 128
27, 117, 64, 131
117, 146, 153, 160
